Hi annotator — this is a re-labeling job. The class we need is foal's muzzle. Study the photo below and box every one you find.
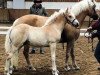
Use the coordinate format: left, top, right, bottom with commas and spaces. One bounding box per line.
71, 19, 79, 27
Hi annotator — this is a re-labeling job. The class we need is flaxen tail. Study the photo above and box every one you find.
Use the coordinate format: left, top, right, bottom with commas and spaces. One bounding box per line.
5, 27, 19, 67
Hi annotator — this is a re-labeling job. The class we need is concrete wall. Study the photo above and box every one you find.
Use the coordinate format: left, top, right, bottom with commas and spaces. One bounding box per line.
0, 1, 100, 22
7, 1, 100, 10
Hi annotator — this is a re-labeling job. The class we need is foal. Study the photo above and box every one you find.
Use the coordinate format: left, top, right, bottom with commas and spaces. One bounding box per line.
9, 0, 98, 72
5, 9, 79, 75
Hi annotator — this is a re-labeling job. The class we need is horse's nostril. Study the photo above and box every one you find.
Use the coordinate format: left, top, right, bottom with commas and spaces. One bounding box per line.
76, 23, 79, 27
91, 14, 99, 20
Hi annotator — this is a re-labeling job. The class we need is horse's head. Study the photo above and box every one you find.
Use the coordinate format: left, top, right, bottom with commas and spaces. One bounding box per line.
63, 9, 79, 27
87, 0, 98, 20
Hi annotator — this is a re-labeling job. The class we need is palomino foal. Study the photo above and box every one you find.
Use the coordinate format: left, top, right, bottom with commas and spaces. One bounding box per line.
5, 9, 79, 75
9, 0, 98, 72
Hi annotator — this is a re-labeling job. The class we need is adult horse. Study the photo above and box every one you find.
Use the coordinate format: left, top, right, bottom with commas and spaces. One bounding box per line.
5, 9, 79, 75
10, 0, 98, 72
62, 0, 98, 71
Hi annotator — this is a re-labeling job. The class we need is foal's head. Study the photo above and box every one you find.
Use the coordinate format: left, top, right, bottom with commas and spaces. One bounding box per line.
85, 0, 98, 20
63, 9, 79, 27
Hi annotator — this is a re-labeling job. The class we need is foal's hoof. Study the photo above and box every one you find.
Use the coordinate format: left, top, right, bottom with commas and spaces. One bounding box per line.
64, 67, 71, 71
72, 65, 80, 70
4, 72, 11, 75
7, 73, 10, 75
28, 66, 36, 71
52, 70, 59, 75
75, 66, 80, 70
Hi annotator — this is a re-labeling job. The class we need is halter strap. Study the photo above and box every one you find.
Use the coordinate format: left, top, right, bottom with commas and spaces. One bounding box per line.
63, 13, 77, 25
63, 13, 69, 22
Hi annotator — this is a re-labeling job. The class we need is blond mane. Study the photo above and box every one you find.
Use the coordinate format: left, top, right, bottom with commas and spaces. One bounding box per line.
71, 0, 96, 16
43, 9, 64, 27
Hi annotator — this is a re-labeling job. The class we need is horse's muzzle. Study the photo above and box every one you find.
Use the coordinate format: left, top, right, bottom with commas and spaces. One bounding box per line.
91, 14, 98, 20
72, 19, 79, 27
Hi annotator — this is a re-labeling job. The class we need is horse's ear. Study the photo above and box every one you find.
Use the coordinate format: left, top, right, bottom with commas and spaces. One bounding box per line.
65, 8, 68, 13
65, 8, 69, 13
91, 0, 95, 2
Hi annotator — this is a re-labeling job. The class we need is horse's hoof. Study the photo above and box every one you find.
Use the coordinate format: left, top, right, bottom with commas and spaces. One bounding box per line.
75, 66, 80, 70
64, 67, 71, 71
9, 66, 14, 74
9, 70, 13, 74
7, 73, 10, 75
28, 66, 36, 71
52, 70, 59, 75
13, 67, 18, 72
4, 70, 11, 75
71, 66, 75, 70
72, 66, 80, 70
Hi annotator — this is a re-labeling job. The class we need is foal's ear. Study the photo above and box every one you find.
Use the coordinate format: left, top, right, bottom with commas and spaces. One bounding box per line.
91, 0, 95, 2
91, 0, 93, 2
65, 8, 69, 13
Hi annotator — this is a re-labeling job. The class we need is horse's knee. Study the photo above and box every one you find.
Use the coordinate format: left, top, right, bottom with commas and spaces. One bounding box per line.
23, 45, 29, 54
70, 52, 75, 59
6, 53, 13, 60
66, 53, 70, 58
23, 50, 26, 54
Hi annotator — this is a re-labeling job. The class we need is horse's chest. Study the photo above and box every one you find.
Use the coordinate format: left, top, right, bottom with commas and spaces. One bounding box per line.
47, 32, 61, 42
28, 30, 48, 46
61, 28, 80, 42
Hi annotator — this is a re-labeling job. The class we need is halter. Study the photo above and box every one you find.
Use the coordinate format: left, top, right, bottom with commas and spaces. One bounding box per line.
63, 13, 77, 26
63, 13, 69, 22
88, 1, 98, 20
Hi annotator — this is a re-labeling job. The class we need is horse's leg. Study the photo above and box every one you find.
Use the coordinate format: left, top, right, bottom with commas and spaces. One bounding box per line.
23, 45, 36, 71
65, 42, 73, 71
50, 43, 59, 75
5, 59, 11, 75
5, 51, 15, 75
5, 45, 22, 75
11, 50, 19, 71
70, 46, 80, 70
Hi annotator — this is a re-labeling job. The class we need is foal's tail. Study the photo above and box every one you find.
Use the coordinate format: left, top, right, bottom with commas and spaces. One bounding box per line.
5, 27, 13, 53
5, 27, 19, 67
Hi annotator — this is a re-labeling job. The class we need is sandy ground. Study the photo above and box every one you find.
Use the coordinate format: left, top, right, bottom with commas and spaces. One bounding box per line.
0, 34, 100, 75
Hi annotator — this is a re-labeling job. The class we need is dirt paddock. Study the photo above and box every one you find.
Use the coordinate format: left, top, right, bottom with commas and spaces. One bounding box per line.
0, 35, 100, 75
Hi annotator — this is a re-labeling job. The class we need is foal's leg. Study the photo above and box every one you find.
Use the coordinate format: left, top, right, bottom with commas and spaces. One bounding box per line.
23, 45, 36, 70
11, 50, 19, 70
50, 43, 59, 75
70, 47, 80, 70
65, 42, 72, 71
5, 59, 11, 75
5, 52, 15, 75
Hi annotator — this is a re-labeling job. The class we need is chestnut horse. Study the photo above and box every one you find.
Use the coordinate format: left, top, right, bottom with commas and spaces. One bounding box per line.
10, 0, 98, 72
5, 9, 79, 75
62, 0, 98, 71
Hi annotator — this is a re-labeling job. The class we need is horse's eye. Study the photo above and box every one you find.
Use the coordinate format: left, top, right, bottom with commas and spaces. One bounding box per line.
69, 15, 72, 18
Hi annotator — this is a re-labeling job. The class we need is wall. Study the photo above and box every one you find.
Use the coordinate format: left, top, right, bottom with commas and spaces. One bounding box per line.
0, 0, 100, 22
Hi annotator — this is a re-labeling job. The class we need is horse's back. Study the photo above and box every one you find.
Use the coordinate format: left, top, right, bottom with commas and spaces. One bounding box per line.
13, 14, 48, 27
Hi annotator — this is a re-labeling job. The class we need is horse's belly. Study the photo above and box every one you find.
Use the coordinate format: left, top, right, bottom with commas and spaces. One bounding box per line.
29, 39, 49, 47
28, 31, 49, 47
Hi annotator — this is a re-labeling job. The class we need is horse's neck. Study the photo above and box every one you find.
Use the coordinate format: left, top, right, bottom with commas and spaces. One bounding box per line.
53, 15, 66, 32
45, 14, 66, 33
76, 11, 87, 28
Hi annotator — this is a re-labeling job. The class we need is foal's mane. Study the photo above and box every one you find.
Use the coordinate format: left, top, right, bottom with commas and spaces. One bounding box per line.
71, 0, 96, 16
43, 9, 64, 26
